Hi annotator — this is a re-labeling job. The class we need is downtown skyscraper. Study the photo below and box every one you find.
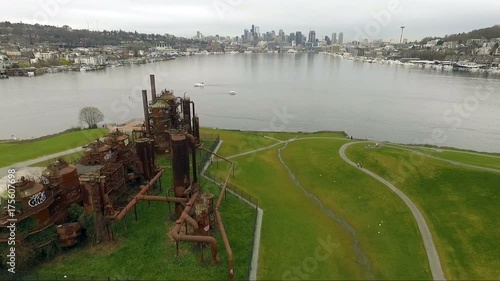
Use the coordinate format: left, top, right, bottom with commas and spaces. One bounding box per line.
308, 30, 316, 43
295, 31, 303, 46
332, 33, 337, 44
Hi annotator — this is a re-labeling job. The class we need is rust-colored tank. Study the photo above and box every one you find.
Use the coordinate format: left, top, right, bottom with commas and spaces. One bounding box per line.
80, 176, 109, 214
201, 193, 215, 228
182, 98, 192, 133
193, 117, 200, 143
57, 222, 82, 247
151, 99, 170, 153
16, 179, 54, 226
171, 134, 190, 188
195, 199, 210, 236
148, 138, 156, 172
80, 142, 112, 165
42, 161, 82, 224
171, 134, 191, 216
136, 138, 155, 180
105, 131, 129, 148
43, 163, 81, 200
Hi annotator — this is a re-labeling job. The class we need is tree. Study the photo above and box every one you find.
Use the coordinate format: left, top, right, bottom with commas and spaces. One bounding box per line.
79, 106, 104, 129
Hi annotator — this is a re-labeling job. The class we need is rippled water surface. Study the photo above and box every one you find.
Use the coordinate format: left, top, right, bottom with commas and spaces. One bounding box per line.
1, 54, 499, 152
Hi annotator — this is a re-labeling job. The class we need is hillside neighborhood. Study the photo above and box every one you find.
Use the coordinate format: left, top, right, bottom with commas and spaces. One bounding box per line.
1, 22, 499, 75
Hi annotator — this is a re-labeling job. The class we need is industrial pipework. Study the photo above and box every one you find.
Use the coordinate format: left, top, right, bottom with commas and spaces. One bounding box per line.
142, 90, 151, 136
201, 147, 236, 281
171, 192, 218, 264
186, 134, 198, 183
113, 169, 192, 223
150, 74, 157, 102
114, 169, 164, 221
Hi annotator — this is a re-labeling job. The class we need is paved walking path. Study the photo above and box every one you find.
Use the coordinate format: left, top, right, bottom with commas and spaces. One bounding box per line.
339, 142, 446, 281
277, 141, 374, 279
227, 136, 348, 160
0, 147, 84, 178
390, 143, 500, 159
386, 144, 500, 173
4, 133, 494, 280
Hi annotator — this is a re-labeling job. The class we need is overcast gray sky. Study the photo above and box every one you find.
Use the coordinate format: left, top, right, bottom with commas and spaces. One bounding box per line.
2, 0, 499, 41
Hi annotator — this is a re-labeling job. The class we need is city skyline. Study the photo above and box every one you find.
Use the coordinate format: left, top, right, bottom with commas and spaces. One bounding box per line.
2, 0, 500, 42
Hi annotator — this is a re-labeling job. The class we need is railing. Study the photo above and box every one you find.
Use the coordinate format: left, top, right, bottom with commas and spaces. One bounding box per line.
203, 170, 259, 207
198, 135, 260, 279
198, 134, 220, 172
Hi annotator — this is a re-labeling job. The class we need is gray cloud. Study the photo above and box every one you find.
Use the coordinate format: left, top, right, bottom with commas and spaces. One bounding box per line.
1, 0, 499, 41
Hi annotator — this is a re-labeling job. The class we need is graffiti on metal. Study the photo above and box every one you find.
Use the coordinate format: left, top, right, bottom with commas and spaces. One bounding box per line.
28, 191, 47, 207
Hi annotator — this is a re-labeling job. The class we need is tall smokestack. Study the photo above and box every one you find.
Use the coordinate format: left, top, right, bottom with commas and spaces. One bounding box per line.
190, 139, 197, 183
150, 74, 156, 102
142, 90, 151, 136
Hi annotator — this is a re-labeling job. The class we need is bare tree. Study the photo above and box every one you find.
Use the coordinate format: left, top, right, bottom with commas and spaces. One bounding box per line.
79, 106, 104, 129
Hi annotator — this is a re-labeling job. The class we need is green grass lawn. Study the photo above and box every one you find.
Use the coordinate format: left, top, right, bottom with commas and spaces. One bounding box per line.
209, 148, 364, 280
0, 129, 107, 167
346, 143, 500, 280
12, 128, 498, 280
29, 151, 84, 167
389, 145, 500, 170
35, 156, 256, 280
205, 130, 426, 279
281, 139, 430, 279
296, 131, 348, 139
200, 128, 282, 156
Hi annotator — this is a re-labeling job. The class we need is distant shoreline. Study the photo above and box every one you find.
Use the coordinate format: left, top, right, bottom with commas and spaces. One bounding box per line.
322, 52, 500, 77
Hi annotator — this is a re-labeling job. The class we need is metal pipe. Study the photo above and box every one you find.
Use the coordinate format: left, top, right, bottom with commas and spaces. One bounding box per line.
215, 163, 235, 280
171, 224, 218, 263
180, 212, 198, 230
190, 101, 196, 126
170, 192, 218, 264
196, 144, 236, 279
216, 208, 234, 280
115, 169, 164, 220
201, 147, 231, 164
142, 90, 151, 136
190, 101, 197, 140
150, 74, 156, 102
136, 195, 188, 204
186, 134, 198, 183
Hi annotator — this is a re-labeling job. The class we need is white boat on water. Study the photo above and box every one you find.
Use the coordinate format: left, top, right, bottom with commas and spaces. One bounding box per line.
228, 91, 236, 96
80, 65, 91, 72
194, 82, 205, 87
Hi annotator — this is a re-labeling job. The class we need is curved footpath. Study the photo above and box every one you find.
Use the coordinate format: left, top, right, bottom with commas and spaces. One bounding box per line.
277, 141, 375, 279
339, 142, 446, 281
0, 147, 84, 178
5, 134, 493, 280
386, 144, 500, 173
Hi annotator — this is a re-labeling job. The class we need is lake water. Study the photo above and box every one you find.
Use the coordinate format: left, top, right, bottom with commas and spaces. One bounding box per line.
1, 54, 499, 152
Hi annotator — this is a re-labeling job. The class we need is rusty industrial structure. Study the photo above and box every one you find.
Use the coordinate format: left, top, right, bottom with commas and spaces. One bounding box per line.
0, 74, 237, 280
0, 160, 85, 248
